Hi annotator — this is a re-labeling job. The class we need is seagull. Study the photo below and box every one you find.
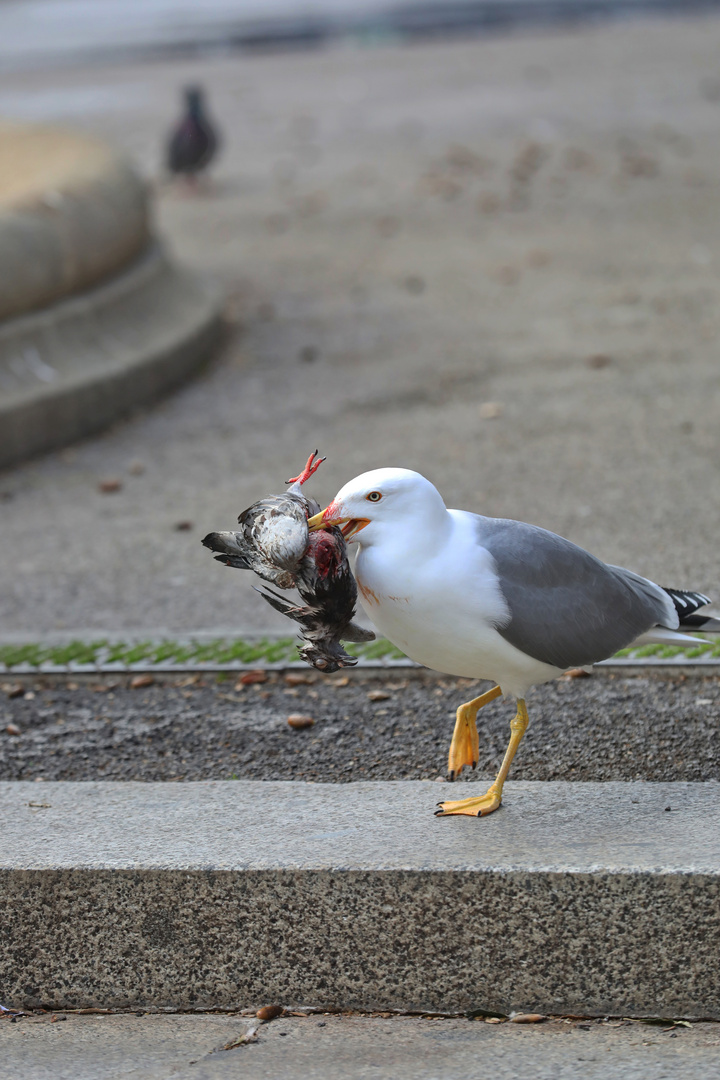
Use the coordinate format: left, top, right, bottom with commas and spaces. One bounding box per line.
167, 86, 219, 185
307, 468, 719, 817
202, 452, 373, 672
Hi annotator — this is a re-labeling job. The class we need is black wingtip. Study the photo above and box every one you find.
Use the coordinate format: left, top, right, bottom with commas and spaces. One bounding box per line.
663, 587, 712, 620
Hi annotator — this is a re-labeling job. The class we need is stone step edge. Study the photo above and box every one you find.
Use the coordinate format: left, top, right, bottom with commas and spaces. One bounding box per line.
5, 780, 720, 1017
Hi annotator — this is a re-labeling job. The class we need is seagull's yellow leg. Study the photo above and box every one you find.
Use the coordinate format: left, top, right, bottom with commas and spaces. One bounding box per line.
447, 685, 502, 781
436, 699, 529, 817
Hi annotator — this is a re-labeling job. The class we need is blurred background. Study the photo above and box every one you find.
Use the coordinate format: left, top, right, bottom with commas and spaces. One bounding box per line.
1, 0, 720, 638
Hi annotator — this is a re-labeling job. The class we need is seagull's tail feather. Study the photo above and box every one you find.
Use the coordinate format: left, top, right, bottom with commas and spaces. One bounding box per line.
662, 587, 712, 621
633, 627, 706, 647
633, 585, 719, 646
677, 613, 720, 633
659, 587, 720, 633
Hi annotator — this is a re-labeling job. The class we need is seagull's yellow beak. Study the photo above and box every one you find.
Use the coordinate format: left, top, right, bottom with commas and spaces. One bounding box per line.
306, 508, 329, 531
307, 503, 370, 540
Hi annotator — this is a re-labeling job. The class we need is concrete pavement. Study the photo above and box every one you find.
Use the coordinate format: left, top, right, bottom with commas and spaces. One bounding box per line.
5, 1012, 720, 1080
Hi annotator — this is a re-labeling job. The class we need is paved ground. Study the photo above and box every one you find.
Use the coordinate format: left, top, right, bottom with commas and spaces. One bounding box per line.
4, 1012, 720, 1080
3, 669, 718, 783
0, 16, 719, 634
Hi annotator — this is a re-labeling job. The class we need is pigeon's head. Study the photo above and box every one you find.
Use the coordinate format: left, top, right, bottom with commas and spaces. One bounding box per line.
307, 467, 447, 547
184, 86, 205, 114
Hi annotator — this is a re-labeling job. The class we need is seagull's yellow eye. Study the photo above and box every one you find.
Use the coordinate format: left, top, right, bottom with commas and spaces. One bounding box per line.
366, 491, 382, 502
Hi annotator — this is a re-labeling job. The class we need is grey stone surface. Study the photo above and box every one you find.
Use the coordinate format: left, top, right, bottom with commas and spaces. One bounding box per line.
0, 124, 149, 320
3, 780, 720, 1015
4, 1013, 720, 1080
0, 245, 222, 468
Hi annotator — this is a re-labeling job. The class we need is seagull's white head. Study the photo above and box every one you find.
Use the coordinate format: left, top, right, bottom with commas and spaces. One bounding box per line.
307, 467, 447, 547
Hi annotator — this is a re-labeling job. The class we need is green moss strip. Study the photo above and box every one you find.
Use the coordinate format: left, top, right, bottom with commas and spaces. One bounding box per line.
1, 635, 719, 671
0, 636, 405, 670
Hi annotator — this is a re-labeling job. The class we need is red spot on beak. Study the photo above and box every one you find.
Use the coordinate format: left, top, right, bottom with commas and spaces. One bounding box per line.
322, 501, 341, 523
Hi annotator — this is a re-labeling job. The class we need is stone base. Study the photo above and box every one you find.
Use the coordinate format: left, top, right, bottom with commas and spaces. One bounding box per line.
0, 245, 221, 469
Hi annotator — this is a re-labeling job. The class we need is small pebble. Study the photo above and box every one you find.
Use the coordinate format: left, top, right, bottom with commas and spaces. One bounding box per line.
174, 521, 193, 532
24, 691, 35, 700
6, 723, 21, 736
4, 684, 24, 700
256, 1005, 284, 1021
494, 265, 520, 286
477, 192, 501, 214
404, 275, 426, 295
367, 690, 391, 702
239, 670, 268, 686
376, 215, 400, 237
478, 402, 504, 420
526, 249, 551, 268
284, 673, 316, 686
130, 674, 155, 689
98, 478, 123, 494
287, 714, 315, 730
510, 1014, 546, 1024
264, 212, 290, 234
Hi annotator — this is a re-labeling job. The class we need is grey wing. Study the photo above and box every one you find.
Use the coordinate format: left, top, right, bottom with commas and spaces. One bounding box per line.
474, 516, 678, 669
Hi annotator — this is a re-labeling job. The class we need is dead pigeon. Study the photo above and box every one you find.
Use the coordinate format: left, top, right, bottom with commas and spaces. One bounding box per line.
202, 452, 374, 671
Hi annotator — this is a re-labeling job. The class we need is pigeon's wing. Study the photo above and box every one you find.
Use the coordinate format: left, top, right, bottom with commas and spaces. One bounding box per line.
239, 493, 309, 573
202, 531, 251, 568
341, 622, 376, 643
202, 529, 294, 588
255, 585, 315, 627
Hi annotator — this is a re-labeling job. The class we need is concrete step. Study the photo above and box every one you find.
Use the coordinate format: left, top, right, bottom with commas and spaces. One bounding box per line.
4, 779, 720, 1017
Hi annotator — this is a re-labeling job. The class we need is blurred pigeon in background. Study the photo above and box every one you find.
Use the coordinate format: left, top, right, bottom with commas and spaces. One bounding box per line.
167, 85, 219, 185
202, 452, 374, 672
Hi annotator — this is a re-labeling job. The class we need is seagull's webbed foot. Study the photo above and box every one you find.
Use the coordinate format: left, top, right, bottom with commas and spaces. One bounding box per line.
435, 786, 503, 817
437, 699, 529, 819
446, 685, 502, 781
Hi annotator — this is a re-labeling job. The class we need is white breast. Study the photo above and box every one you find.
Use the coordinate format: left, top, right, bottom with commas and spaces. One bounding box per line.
354, 510, 562, 696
